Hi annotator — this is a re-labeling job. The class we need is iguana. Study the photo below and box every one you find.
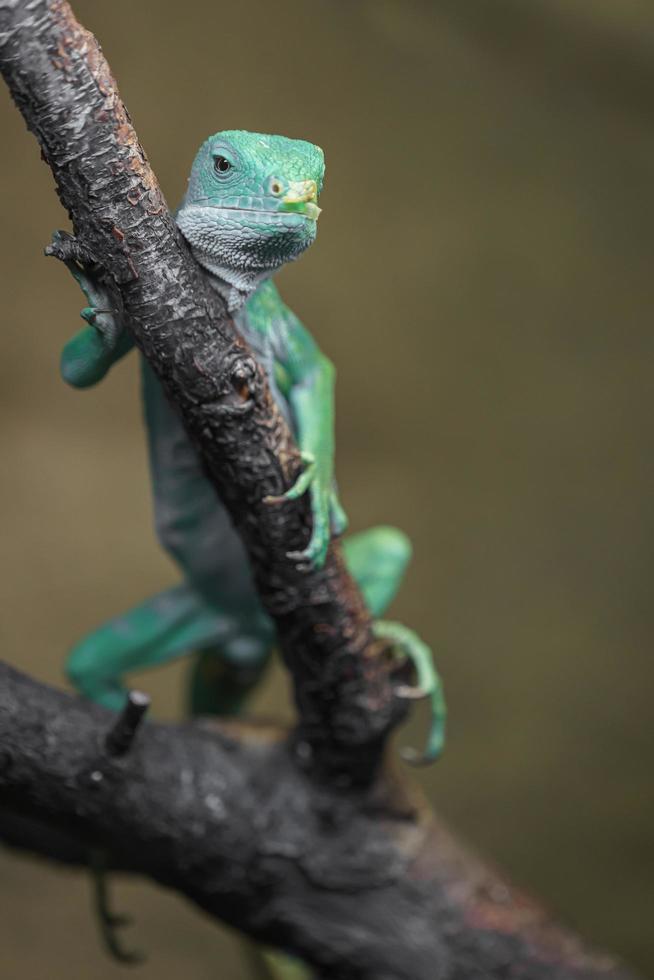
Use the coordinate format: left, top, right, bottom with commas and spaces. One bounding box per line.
54, 130, 445, 763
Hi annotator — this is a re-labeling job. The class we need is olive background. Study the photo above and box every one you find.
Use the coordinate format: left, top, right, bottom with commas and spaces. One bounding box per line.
0, 1, 652, 977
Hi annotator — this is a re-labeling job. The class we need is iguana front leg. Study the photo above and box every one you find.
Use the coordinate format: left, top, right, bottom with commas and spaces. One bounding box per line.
253, 284, 347, 567
48, 231, 134, 389
280, 354, 348, 566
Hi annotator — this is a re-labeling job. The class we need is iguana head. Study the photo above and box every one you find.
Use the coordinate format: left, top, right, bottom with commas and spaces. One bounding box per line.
176, 130, 324, 308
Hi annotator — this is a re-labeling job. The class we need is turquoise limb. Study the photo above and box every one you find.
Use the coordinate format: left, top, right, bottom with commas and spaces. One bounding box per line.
341, 526, 412, 618
64, 525, 422, 717
248, 282, 342, 569
65, 361, 276, 721
283, 343, 336, 568
57, 253, 134, 389
60, 250, 113, 311
65, 582, 262, 712
372, 619, 446, 766
342, 527, 445, 765
61, 323, 134, 388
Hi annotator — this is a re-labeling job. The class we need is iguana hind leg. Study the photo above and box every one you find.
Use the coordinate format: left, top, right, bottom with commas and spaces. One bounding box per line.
65, 582, 271, 711
342, 525, 412, 617
342, 525, 446, 764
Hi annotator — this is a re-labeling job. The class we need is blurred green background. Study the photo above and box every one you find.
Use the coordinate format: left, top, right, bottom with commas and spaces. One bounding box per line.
1, 0, 652, 976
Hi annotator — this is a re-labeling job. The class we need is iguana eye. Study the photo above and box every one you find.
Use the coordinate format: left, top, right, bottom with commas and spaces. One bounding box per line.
214, 155, 232, 175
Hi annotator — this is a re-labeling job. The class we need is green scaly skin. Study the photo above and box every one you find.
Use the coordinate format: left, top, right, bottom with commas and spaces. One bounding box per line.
56, 130, 445, 767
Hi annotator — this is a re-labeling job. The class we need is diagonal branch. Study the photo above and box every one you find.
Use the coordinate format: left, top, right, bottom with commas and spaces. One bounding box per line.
0, 0, 402, 784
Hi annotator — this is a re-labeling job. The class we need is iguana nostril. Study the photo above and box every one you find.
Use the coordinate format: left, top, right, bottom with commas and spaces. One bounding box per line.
270, 179, 283, 196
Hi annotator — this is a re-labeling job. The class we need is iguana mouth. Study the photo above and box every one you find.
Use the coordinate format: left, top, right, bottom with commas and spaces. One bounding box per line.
278, 200, 321, 220
214, 204, 321, 222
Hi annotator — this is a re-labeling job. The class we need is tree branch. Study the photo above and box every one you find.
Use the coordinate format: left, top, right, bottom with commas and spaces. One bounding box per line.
0, 662, 638, 980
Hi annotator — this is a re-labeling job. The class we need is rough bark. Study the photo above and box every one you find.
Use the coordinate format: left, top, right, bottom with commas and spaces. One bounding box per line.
0, 2, 643, 979
0, 663, 639, 980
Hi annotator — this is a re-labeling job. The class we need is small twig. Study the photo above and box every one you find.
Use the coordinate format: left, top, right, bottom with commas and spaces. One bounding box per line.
104, 691, 150, 758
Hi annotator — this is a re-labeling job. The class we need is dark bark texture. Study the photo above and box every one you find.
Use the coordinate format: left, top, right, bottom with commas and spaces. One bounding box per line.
0, 1, 643, 978
0, 663, 639, 980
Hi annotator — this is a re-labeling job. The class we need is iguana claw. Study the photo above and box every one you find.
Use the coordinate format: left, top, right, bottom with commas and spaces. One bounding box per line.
264, 451, 347, 568
264, 450, 316, 506
373, 620, 446, 766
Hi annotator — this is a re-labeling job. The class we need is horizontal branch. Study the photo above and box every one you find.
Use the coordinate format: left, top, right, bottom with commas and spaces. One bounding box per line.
0, 662, 639, 980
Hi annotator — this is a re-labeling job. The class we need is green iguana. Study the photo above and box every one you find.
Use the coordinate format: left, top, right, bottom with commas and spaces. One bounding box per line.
55, 130, 445, 763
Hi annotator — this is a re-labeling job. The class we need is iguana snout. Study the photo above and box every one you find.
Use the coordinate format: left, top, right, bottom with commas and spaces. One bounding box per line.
274, 178, 321, 220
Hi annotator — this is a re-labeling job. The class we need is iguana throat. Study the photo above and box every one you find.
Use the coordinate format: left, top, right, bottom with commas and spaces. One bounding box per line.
179, 232, 273, 312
